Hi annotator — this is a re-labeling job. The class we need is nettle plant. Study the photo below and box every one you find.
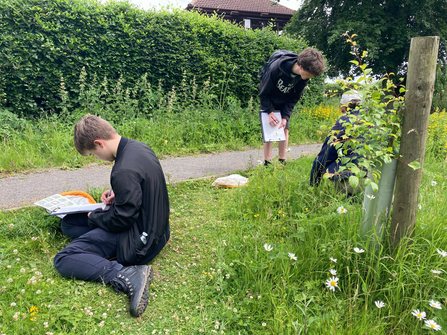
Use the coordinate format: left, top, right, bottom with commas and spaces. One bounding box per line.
326, 32, 419, 191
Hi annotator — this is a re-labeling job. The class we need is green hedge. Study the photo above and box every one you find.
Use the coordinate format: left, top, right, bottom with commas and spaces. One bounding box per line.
0, 0, 324, 117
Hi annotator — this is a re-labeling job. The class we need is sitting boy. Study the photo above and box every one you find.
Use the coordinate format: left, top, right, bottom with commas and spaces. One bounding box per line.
53, 115, 170, 317
310, 91, 364, 194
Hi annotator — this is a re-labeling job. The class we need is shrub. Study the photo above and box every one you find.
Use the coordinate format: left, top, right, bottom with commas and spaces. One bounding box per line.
0, 0, 324, 117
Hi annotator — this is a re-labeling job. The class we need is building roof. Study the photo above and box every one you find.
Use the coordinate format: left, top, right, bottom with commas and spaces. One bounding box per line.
186, 0, 294, 15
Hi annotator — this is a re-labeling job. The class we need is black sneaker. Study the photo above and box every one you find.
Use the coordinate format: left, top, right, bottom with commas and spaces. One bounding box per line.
279, 159, 287, 167
110, 265, 153, 317
264, 160, 272, 167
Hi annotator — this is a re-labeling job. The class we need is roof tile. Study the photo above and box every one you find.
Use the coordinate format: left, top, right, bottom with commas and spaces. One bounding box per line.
187, 0, 294, 15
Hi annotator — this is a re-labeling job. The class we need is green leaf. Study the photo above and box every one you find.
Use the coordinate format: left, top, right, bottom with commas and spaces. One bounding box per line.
408, 161, 421, 170
349, 175, 359, 189
371, 182, 379, 192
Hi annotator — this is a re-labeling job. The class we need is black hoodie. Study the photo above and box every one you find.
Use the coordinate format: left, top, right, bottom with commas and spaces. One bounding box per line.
88, 137, 170, 266
259, 56, 309, 120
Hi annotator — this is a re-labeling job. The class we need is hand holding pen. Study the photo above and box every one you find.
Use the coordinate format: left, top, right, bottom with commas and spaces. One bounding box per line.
269, 112, 280, 127
101, 189, 114, 205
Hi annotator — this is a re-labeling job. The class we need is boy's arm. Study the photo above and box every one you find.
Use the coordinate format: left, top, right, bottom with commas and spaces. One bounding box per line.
259, 67, 280, 114
280, 80, 307, 120
88, 170, 142, 233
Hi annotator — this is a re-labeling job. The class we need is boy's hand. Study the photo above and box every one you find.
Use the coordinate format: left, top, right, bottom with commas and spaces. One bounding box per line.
278, 119, 287, 130
101, 189, 115, 205
269, 113, 280, 127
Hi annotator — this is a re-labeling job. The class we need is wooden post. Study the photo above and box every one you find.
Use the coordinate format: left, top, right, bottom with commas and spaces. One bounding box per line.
389, 36, 440, 250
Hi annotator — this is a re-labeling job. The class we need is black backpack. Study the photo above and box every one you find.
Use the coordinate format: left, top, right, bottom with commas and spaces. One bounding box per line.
257, 49, 298, 79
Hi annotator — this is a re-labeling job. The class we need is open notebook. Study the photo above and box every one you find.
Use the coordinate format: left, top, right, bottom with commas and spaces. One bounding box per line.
34, 194, 107, 216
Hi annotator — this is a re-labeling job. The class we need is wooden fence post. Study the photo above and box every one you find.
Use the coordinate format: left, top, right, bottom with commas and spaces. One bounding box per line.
389, 36, 440, 250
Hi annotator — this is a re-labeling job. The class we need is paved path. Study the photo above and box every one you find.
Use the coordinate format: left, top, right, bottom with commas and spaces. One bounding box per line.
0, 143, 320, 210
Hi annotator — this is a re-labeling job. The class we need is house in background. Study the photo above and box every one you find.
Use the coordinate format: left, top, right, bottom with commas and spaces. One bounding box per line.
185, 0, 294, 31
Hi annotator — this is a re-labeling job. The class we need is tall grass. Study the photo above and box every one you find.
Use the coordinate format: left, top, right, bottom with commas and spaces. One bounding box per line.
1, 153, 446, 334
0, 70, 336, 174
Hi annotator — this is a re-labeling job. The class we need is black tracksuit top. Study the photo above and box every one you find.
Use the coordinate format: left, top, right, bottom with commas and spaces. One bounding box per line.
88, 137, 170, 266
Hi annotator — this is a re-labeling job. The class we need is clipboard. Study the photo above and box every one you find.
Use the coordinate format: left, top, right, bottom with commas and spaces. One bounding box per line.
259, 111, 286, 143
49, 203, 108, 216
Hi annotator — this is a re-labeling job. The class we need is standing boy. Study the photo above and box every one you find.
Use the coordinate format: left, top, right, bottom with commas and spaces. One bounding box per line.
53, 115, 170, 317
259, 47, 325, 166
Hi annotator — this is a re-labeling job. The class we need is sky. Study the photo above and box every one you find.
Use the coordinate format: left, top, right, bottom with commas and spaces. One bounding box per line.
126, 0, 302, 11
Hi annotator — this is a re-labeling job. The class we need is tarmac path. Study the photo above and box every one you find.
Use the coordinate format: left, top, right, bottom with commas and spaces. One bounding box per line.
0, 143, 321, 211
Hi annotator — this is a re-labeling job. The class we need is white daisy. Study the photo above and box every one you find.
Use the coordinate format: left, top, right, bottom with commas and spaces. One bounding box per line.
325, 277, 339, 291
288, 252, 297, 261
366, 194, 375, 199
286, 148, 291, 152
437, 249, 447, 258
263, 244, 273, 252
354, 247, 365, 254
330, 257, 337, 263
411, 309, 426, 320
329, 269, 337, 276
375, 301, 385, 308
431, 181, 437, 186
425, 319, 442, 331
257, 160, 263, 165
418, 204, 422, 210
429, 300, 442, 309
337, 206, 347, 214
431, 270, 442, 274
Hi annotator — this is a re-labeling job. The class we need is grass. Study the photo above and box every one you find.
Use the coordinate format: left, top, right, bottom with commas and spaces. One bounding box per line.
1, 152, 447, 334
0, 97, 341, 174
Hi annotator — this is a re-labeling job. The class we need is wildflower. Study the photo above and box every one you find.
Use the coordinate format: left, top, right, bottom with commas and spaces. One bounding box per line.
288, 253, 297, 261
431, 181, 437, 186
354, 247, 365, 254
425, 319, 442, 331
412, 309, 426, 320
431, 270, 442, 274
436, 249, 447, 258
20, 268, 26, 273
13, 249, 18, 254
31, 237, 37, 241
11, 302, 16, 307
330, 257, 337, 263
375, 301, 385, 308
262, 322, 267, 326
329, 269, 337, 276
2, 286, 6, 292
264, 244, 273, 252
7, 278, 13, 283
337, 206, 347, 214
233, 308, 237, 313
257, 160, 263, 165
418, 204, 422, 210
325, 277, 339, 291
366, 195, 375, 200
286, 148, 291, 152
36, 290, 41, 294
429, 300, 442, 309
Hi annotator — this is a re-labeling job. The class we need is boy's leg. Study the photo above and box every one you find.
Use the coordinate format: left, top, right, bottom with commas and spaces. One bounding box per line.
263, 142, 273, 162
61, 213, 94, 239
278, 119, 290, 160
54, 227, 123, 284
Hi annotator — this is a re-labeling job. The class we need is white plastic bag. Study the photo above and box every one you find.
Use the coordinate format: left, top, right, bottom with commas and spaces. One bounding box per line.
212, 174, 249, 188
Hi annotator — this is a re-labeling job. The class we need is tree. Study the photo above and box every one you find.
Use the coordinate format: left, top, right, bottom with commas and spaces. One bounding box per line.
285, 0, 447, 79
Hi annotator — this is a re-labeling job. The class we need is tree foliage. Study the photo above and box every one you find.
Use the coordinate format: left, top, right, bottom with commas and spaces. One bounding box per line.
285, 0, 447, 78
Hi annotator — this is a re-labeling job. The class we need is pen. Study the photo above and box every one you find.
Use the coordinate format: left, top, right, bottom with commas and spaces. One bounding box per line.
271, 116, 278, 124
107, 189, 112, 205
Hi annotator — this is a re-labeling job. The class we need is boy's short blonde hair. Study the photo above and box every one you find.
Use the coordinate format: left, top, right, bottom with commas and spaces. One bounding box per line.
74, 115, 117, 155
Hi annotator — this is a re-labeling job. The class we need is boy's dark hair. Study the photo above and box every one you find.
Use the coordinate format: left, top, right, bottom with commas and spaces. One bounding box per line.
74, 115, 117, 155
297, 48, 326, 76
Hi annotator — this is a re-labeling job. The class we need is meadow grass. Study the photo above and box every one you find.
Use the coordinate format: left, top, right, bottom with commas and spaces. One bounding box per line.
1, 152, 446, 334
